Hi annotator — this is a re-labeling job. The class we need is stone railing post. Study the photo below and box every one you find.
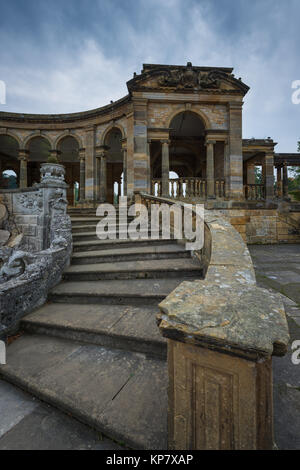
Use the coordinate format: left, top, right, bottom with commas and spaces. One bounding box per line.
158, 280, 289, 450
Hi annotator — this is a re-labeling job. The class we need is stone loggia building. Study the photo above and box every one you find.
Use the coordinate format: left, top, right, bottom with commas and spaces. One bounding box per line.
0, 62, 299, 242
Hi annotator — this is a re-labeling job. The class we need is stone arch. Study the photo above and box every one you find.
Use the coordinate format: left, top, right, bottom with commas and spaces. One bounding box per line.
24, 132, 54, 150
167, 108, 210, 130
54, 131, 83, 150
101, 123, 125, 145
0, 129, 22, 148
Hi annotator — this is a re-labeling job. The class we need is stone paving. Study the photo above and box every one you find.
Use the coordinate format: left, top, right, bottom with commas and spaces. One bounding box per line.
0, 379, 122, 450
249, 244, 300, 450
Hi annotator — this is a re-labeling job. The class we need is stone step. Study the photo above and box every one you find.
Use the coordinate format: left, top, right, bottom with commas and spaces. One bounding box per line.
71, 244, 189, 265
73, 238, 183, 253
21, 303, 166, 358
72, 230, 168, 242
71, 222, 133, 233
71, 217, 135, 226
63, 258, 203, 282
49, 278, 194, 305
0, 334, 167, 449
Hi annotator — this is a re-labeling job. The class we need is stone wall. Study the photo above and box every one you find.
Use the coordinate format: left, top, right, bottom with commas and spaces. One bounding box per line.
0, 163, 72, 340
218, 209, 300, 244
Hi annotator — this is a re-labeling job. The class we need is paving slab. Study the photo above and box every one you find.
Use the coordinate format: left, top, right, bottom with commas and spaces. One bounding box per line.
0, 379, 37, 439
0, 380, 121, 450
249, 244, 300, 449
0, 335, 167, 449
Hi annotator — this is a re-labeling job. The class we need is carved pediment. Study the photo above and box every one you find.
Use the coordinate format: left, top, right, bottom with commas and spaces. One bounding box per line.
127, 62, 249, 95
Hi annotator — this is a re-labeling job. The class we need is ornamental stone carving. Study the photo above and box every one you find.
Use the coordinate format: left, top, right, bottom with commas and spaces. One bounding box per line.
17, 191, 43, 214
157, 64, 221, 90
40, 163, 66, 185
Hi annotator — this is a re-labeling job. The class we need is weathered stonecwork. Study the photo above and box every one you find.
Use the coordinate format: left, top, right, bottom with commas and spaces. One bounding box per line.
136, 192, 290, 450
0, 62, 299, 238
0, 163, 72, 339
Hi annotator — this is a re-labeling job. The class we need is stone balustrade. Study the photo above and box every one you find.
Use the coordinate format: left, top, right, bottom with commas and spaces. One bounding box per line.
245, 183, 265, 201
137, 191, 289, 450
151, 178, 226, 200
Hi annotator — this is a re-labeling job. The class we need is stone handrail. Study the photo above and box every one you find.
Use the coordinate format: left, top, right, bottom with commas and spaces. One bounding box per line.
137, 191, 289, 450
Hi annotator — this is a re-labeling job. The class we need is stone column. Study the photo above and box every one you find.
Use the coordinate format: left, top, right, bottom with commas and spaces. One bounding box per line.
79, 148, 86, 201
263, 151, 275, 200
122, 139, 127, 196
99, 150, 108, 203
147, 139, 151, 194
283, 162, 289, 199
276, 166, 282, 198
161, 139, 170, 197
247, 163, 256, 185
158, 283, 289, 450
49, 149, 61, 162
18, 149, 29, 189
224, 140, 230, 198
228, 102, 244, 200
133, 98, 148, 194
206, 140, 216, 199
95, 147, 101, 201
84, 126, 96, 204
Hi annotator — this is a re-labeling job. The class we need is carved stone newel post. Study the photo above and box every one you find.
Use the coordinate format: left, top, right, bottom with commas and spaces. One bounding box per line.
158, 282, 289, 450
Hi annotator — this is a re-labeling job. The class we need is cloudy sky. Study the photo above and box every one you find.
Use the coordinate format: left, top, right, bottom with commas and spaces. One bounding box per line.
0, 0, 299, 152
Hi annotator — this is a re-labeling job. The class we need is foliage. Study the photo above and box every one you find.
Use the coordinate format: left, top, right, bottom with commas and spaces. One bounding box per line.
255, 167, 262, 184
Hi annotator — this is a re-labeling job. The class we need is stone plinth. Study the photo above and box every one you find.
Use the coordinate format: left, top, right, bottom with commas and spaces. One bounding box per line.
158, 282, 289, 450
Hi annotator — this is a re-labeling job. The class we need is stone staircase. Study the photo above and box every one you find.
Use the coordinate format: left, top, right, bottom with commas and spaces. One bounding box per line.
0, 207, 204, 450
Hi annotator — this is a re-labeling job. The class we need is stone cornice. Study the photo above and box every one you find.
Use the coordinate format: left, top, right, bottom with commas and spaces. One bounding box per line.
0, 95, 130, 124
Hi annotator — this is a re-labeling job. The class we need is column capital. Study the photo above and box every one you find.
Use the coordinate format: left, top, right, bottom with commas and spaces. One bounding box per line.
79, 148, 85, 160
161, 139, 171, 146
205, 139, 216, 146
18, 149, 29, 160
95, 145, 109, 158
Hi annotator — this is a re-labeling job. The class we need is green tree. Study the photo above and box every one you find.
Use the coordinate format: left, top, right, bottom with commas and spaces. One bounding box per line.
255, 167, 262, 184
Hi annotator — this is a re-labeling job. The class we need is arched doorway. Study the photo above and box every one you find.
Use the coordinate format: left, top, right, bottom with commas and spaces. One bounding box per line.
169, 111, 206, 178
0, 135, 19, 188
27, 136, 51, 186
104, 128, 123, 204
57, 136, 80, 206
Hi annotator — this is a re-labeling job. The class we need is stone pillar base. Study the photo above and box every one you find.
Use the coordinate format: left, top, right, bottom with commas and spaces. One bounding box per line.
167, 340, 274, 450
